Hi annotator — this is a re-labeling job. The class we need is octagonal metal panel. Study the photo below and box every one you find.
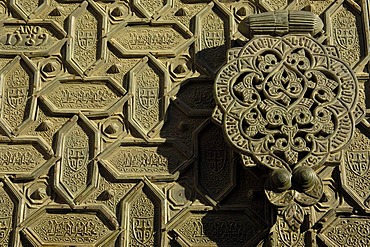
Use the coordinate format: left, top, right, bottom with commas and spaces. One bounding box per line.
107, 1, 133, 23
195, 120, 236, 202
194, 1, 232, 75
340, 129, 370, 212
120, 180, 165, 247
325, 2, 365, 67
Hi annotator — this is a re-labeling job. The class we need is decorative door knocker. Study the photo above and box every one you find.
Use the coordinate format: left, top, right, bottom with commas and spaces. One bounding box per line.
212, 10, 364, 246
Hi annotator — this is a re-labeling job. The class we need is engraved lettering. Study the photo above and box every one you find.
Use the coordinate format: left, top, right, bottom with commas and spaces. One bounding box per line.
60, 88, 110, 104
115, 26, 186, 54
118, 151, 168, 168
0, 150, 35, 167
127, 31, 175, 48
214, 35, 358, 168
177, 213, 260, 245
45, 219, 97, 237
4, 26, 49, 47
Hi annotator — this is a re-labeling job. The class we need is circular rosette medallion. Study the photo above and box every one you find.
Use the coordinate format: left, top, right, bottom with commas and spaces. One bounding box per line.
214, 35, 358, 170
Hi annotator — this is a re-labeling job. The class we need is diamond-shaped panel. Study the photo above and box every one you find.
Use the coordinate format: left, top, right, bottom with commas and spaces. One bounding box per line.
132, 0, 171, 19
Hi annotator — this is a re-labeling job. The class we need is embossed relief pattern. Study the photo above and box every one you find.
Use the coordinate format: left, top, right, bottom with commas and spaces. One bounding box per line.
0, 183, 15, 247
0, 0, 368, 246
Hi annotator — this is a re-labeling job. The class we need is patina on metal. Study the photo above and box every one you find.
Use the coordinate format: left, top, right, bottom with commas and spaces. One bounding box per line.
213, 9, 369, 246
0, 0, 369, 246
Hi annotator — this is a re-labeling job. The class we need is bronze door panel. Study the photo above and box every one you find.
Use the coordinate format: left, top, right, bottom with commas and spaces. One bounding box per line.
0, 0, 369, 246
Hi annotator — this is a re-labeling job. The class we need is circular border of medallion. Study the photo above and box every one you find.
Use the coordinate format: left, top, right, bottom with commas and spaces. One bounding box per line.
213, 34, 359, 171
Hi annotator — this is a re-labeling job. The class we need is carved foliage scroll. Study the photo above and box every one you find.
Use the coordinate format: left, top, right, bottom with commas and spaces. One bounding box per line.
214, 34, 359, 170
212, 12, 363, 246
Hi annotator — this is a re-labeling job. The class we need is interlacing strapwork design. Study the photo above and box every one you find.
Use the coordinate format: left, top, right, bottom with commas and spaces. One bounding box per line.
0, 0, 369, 246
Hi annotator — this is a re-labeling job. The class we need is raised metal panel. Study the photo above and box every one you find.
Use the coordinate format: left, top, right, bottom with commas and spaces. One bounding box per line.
0, 0, 368, 246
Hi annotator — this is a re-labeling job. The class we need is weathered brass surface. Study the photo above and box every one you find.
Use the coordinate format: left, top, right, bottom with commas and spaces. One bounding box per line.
0, 0, 369, 246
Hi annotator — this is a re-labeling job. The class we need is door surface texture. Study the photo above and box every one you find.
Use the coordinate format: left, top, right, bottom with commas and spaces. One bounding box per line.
0, 0, 369, 246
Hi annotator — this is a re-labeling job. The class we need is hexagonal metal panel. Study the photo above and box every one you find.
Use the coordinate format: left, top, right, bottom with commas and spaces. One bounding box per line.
108, 21, 194, 57
0, 55, 38, 136
127, 55, 170, 139
0, 20, 67, 56
54, 114, 100, 206
0, 137, 56, 179
98, 138, 192, 181
66, 1, 107, 75
167, 206, 267, 246
21, 205, 119, 246
39, 76, 127, 117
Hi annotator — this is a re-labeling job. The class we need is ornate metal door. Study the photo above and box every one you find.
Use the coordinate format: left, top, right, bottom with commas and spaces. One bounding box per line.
0, 0, 369, 246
